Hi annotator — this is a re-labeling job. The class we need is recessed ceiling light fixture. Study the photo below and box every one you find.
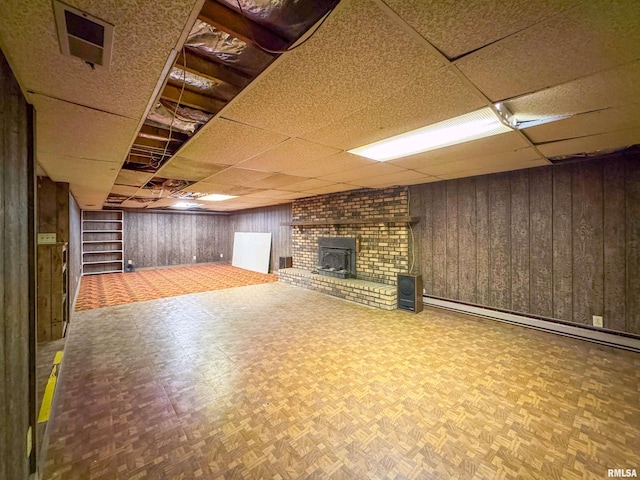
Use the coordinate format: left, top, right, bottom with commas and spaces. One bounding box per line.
201, 194, 238, 201
348, 106, 514, 162
173, 201, 202, 209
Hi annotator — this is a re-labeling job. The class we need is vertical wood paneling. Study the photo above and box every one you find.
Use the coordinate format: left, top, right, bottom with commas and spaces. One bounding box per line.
68, 194, 82, 307
476, 176, 490, 305
603, 159, 626, 331
231, 204, 292, 271
458, 178, 476, 303
626, 157, 640, 334
488, 173, 511, 310
125, 211, 233, 268
55, 183, 70, 242
572, 161, 604, 325
510, 170, 530, 313
0, 50, 31, 480
431, 182, 447, 297
529, 167, 553, 317
417, 185, 433, 294
446, 181, 459, 299
37, 178, 57, 234
552, 164, 573, 321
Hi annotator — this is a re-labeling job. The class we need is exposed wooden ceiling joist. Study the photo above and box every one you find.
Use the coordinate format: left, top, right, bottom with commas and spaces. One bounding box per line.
161, 84, 226, 113
138, 124, 189, 143
198, 0, 289, 53
178, 50, 250, 90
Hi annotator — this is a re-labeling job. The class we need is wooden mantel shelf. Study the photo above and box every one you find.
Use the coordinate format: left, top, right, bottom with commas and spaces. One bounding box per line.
280, 216, 419, 227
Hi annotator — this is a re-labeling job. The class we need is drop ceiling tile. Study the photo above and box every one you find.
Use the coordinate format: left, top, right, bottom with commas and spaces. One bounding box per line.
437, 159, 550, 180
524, 103, 640, 144
182, 182, 236, 195
115, 170, 154, 187
32, 95, 137, 163
155, 157, 228, 182
304, 184, 357, 195
70, 185, 109, 209
283, 152, 375, 178
282, 179, 335, 192
38, 154, 119, 188
178, 118, 289, 165
456, 1, 640, 101
348, 170, 437, 188
237, 138, 341, 173
204, 168, 273, 186
273, 191, 315, 200
302, 66, 487, 150
506, 60, 640, 119
388, 132, 530, 170
221, 186, 265, 196
318, 163, 408, 183
0, 0, 199, 118
248, 173, 309, 189
221, 0, 445, 137
384, 0, 578, 59
120, 200, 150, 209
536, 127, 640, 158
110, 185, 138, 196
243, 189, 292, 199
416, 147, 544, 177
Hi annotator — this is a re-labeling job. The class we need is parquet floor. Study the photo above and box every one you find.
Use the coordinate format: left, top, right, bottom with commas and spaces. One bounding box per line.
44, 283, 640, 479
75, 264, 278, 311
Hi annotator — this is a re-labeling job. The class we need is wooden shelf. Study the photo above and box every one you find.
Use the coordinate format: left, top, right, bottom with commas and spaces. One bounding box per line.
82, 210, 124, 275
83, 240, 122, 244
82, 219, 122, 223
82, 260, 124, 265
280, 216, 419, 227
83, 250, 123, 254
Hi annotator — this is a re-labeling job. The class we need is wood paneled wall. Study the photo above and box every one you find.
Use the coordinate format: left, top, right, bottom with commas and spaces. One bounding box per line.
121, 204, 292, 272
0, 49, 33, 479
231, 204, 292, 271
123, 211, 232, 268
68, 193, 81, 307
37, 177, 69, 242
410, 153, 640, 335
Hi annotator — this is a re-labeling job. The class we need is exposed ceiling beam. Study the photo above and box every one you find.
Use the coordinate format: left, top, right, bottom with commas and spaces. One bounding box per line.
198, 0, 289, 53
179, 50, 252, 89
161, 84, 226, 114
132, 136, 177, 151
138, 124, 189, 143
166, 77, 236, 103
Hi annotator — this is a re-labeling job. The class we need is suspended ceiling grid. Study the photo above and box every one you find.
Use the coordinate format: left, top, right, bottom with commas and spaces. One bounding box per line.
0, 0, 639, 211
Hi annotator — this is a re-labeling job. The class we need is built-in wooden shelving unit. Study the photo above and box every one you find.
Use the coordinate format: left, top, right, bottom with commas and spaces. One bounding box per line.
280, 216, 419, 227
82, 210, 124, 275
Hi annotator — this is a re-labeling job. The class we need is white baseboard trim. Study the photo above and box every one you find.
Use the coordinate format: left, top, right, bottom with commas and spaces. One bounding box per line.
423, 296, 640, 353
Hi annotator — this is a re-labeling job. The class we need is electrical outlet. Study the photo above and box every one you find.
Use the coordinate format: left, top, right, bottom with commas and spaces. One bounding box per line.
592, 315, 603, 328
37, 233, 57, 244
220, 253, 223, 258
193, 256, 196, 261
423, 288, 426, 295
127, 259, 133, 265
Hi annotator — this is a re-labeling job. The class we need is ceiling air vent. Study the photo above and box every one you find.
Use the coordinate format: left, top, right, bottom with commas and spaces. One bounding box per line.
53, 1, 114, 68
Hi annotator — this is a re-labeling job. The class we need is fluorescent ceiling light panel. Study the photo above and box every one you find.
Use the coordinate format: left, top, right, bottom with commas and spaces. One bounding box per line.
348, 107, 513, 162
201, 194, 238, 201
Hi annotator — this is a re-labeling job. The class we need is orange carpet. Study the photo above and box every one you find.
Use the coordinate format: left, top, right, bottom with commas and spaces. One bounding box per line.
75, 264, 278, 311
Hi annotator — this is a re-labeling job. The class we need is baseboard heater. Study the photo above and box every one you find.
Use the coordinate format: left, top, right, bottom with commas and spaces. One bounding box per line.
423, 296, 640, 353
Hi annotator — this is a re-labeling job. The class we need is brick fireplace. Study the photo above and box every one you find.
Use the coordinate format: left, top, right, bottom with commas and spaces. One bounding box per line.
279, 186, 414, 309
